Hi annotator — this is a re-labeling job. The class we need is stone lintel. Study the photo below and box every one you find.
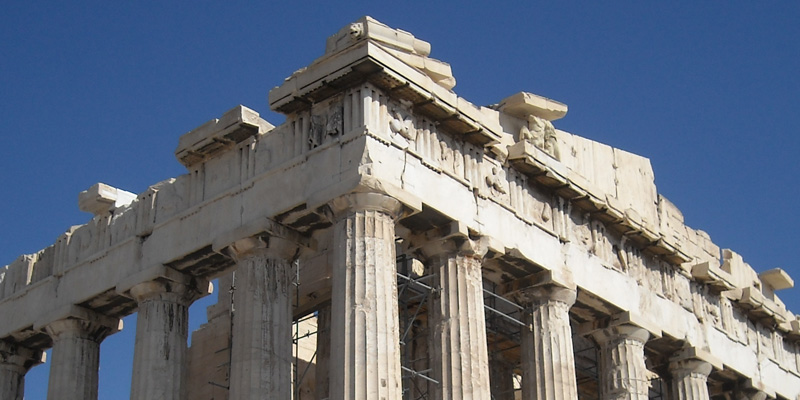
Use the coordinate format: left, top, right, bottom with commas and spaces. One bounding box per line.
78, 183, 136, 216
759, 268, 794, 291
577, 311, 662, 339
33, 305, 122, 335
175, 105, 271, 169
498, 91, 568, 121
116, 264, 212, 300
211, 217, 313, 258
670, 346, 724, 371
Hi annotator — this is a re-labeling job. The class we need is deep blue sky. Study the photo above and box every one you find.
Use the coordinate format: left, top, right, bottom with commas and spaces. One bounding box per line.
2, 2, 798, 398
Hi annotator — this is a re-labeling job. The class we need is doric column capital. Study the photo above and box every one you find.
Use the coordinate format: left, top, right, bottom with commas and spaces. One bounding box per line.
45, 317, 121, 343
578, 311, 660, 345
515, 284, 577, 308
0, 340, 45, 372
129, 280, 199, 306
39, 305, 122, 343
227, 235, 300, 262
212, 217, 311, 262
417, 236, 488, 261
499, 269, 577, 308
591, 323, 650, 346
328, 192, 403, 220
668, 358, 712, 381
668, 346, 721, 380
407, 221, 505, 262
119, 265, 212, 305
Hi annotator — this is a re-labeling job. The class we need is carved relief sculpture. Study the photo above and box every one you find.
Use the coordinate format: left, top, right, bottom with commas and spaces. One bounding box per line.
2, 16, 799, 400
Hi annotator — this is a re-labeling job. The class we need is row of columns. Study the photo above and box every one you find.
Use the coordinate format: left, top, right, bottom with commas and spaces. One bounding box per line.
0, 273, 209, 400
0, 191, 765, 400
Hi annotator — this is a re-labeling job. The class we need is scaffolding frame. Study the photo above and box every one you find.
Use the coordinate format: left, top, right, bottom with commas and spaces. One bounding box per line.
286, 255, 638, 400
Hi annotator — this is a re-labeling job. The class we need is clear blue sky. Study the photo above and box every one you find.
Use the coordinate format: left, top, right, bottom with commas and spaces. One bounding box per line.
2, 2, 798, 398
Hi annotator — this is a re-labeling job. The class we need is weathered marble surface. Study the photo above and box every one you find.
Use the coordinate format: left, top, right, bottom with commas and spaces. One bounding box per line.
0, 15, 798, 400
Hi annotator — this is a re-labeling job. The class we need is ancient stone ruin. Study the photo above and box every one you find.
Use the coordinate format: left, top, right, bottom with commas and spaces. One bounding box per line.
1, 16, 799, 400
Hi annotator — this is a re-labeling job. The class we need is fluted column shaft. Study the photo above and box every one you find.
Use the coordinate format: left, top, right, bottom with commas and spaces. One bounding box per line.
46, 317, 116, 400
0, 341, 42, 400
228, 240, 296, 400
129, 281, 191, 400
668, 359, 711, 400
315, 304, 331, 400
517, 286, 578, 400
593, 325, 650, 400
329, 193, 403, 400
429, 250, 492, 400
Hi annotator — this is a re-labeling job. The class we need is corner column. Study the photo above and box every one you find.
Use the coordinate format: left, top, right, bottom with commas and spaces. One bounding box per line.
592, 324, 651, 400
328, 192, 404, 400
45, 310, 121, 400
128, 275, 210, 400
505, 273, 578, 400
425, 237, 492, 400
227, 235, 298, 400
0, 341, 44, 400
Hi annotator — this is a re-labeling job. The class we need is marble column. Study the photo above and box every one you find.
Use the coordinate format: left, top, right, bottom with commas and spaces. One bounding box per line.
45, 315, 120, 400
489, 354, 516, 400
129, 280, 194, 400
328, 192, 404, 400
0, 340, 44, 400
515, 284, 578, 400
668, 359, 711, 400
592, 325, 651, 400
315, 304, 331, 400
227, 236, 297, 400
427, 238, 492, 400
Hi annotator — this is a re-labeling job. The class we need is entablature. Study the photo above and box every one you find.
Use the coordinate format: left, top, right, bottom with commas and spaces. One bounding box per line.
1, 15, 799, 399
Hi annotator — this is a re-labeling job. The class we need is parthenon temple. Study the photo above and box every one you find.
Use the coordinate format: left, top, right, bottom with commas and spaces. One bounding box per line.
2, 16, 799, 400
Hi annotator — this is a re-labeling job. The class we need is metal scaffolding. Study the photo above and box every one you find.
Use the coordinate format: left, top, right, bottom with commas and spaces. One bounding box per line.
287, 255, 656, 400
397, 254, 438, 400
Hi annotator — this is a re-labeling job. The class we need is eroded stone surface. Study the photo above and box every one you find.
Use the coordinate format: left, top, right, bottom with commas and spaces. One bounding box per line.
1, 15, 799, 400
